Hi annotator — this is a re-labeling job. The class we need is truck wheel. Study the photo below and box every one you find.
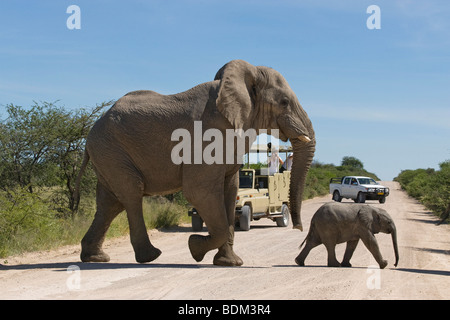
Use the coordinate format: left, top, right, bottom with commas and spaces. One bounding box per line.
332, 190, 342, 202
276, 204, 290, 227
192, 215, 204, 232
239, 205, 251, 231
379, 196, 386, 204
355, 192, 366, 203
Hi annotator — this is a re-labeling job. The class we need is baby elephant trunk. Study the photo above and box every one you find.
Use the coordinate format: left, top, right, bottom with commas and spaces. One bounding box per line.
391, 225, 399, 267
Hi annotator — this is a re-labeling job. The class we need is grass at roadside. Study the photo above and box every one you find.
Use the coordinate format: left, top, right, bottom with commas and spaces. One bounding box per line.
0, 191, 189, 259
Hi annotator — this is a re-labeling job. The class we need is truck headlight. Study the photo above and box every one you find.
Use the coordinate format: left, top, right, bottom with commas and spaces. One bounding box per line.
367, 188, 375, 192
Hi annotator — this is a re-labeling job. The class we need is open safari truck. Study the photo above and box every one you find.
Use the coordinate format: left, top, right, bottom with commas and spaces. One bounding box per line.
189, 144, 292, 231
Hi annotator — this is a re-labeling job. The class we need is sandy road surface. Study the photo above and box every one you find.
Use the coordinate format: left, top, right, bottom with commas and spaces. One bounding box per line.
1, 181, 449, 300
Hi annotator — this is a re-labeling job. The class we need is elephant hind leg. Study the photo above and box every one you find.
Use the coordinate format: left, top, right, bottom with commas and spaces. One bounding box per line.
295, 236, 321, 266
323, 241, 341, 267
81, 182, 124, 262
123, 197, 161, 263
341, 239, 359, 267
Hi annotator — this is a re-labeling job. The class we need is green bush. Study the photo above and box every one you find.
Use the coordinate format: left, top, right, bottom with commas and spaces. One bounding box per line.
395, 161, 450, 220
144, 197, 189, 229
0, 102, 110, 214
0, 187, 61, 257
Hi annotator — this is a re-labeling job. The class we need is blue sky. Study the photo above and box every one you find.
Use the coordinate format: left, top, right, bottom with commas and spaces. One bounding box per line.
1, 0, 449, 180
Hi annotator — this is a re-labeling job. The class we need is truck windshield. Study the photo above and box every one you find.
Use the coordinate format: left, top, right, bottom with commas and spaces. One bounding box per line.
357, 178, 378, 185
239, 171, 253, 188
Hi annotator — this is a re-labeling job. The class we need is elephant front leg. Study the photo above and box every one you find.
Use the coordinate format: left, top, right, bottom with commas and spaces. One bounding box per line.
213, 171, 243, 266
360, 231, 388, 269
189, 203, 242, 266
186, 169, 243, 266
213, 225, 243, 266
186, 187, 231, 263
188, 215, 229, 264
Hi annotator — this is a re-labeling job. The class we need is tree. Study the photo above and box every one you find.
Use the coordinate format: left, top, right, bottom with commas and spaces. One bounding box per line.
0, 101, 113, 216
0, 102, 62, 192
48, 102, 112, 214
341, 156, 364, 169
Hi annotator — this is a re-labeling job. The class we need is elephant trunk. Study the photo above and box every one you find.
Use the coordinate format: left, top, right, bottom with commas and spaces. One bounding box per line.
391, 225, 399, 267
289, 138, 315, 231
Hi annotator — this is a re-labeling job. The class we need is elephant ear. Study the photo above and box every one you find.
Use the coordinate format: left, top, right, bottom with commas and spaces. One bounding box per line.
214, 60, 258, 129
357, 205, 379, 233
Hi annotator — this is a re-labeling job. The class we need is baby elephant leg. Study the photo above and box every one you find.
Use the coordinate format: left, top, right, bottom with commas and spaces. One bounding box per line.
295, 237, 320, 266
360, 231, 388, 269
323, 241, 341, 267
341, 239, 359, 267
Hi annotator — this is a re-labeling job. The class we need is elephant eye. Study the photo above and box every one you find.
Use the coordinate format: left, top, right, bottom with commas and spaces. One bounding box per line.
281, 97, 290, 107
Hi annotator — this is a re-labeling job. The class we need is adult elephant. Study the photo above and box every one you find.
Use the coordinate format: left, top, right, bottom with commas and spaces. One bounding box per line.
75, 60, 315, 266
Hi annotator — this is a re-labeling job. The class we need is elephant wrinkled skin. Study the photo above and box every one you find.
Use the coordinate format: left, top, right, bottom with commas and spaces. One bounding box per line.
76, 60, 315, 266
295, 202, 399, 269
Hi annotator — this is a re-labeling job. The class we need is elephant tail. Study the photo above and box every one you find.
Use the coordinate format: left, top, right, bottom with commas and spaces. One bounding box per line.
73, 149, 90, 212
299, 220, 315, 249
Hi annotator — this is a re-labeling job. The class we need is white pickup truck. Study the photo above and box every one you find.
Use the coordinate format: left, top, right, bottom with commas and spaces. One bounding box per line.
329, 176, 389, 203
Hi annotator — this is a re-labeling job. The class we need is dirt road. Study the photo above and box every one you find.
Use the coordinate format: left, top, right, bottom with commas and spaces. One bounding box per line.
1, 182, 449, 300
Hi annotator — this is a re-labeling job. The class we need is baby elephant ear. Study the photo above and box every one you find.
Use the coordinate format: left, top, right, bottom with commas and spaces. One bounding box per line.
214, 60, 257, 129
357, 205, 374, 231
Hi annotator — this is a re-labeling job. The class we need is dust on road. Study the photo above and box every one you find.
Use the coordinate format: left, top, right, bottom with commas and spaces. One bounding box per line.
1, 182, 449, 299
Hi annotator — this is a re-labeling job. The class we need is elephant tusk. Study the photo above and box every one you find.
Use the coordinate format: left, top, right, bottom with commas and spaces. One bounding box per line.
298, 135, 311, 143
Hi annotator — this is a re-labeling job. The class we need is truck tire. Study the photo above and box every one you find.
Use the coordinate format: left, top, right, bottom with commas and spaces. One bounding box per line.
192, 214, 204, 232
239, 205, 251, 231
379, 196, 386, 204
276, 204, 290, 227
332, 190, 342, 202
355, 192, 366, 203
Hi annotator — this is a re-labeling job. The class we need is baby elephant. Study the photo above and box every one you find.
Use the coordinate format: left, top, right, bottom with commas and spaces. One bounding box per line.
295, 202, 399, 269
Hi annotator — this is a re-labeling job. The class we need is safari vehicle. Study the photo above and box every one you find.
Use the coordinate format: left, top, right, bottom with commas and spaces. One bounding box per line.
329, 176, 390, 204
189, 168, 290, 231
189, 144, 292, 231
